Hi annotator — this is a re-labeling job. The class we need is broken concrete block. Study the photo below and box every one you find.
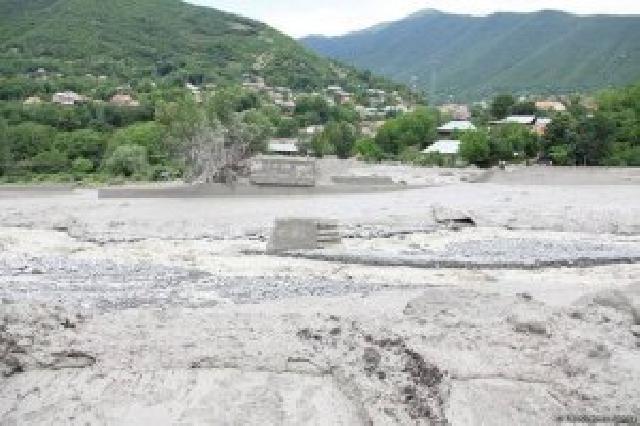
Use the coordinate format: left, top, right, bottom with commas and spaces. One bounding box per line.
267, 218, 340, 254
432, 205, 476, 229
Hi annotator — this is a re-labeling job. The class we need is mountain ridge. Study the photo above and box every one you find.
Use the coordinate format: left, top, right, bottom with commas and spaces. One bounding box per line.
0, 0, 400, 92
301, 10, 640, 101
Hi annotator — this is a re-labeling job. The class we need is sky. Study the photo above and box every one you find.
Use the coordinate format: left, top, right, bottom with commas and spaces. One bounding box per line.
188, 0, 640, 37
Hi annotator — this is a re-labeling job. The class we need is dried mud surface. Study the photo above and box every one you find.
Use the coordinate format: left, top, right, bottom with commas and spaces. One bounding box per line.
2, 166, 640, 425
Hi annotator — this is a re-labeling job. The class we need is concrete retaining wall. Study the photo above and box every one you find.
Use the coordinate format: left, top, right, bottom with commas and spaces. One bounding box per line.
250, 156, 316, 187
330, 176, 396, 186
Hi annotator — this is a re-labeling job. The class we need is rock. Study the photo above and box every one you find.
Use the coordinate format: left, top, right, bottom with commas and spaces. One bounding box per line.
580, 289, 640, 325
432, 205, 476, 229
508, 310, 551, 337
363, 347, 381, 372
586, 343, 611, 360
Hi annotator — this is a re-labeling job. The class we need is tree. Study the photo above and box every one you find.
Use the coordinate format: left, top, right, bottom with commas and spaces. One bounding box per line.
104, 144, 149, 177
6, 122, 57, 161
310, 134, 331, 158
294, 95, 330, 126
374, 107, 438, 155
0, 119, 10, 176
108, 122, 168, 164
510, 101, 536, 116
490, 94, 515, 120
317, 121, 357, 159
329, 105, 359, 124
490, 123, 540, 162
54, 129, 107, 167
460, 130, 491, 166
548, 145, 571, 165
242, 110, 274, 153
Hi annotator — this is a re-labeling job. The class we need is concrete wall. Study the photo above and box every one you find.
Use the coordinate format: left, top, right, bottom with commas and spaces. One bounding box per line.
267, 218, 340, 253
330, 176, 395, 186
250, 156, 316, 187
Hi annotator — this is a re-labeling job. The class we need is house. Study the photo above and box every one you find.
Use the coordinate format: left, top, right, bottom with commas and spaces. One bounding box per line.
534, 118, 552, 136
302, 125, 325, 136
491, 115, 537, 126
535, 101, 566, 112
367, 89, 386, 107
23, 96, 42, 105
109, 94, 140, 107
437, 120, 476, 137
384, 105, 408, 116
275, 99, 296, 114
267, 138, 299, 155
360, 121, 386, 137
52, 91, 86, 106
422, 139, 462, 166
334, 90, 352, 104
242, 75, 266, 91
438, 104, 471, 121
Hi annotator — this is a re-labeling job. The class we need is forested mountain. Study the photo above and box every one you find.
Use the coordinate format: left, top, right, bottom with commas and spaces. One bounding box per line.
0, 0, 390, 91
301, 10, 640, 101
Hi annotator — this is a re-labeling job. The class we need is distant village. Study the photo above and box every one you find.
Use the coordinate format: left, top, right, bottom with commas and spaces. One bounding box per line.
11, 67, 586, 164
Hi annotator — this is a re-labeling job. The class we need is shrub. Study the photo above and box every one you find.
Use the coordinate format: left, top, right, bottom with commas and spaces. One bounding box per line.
548, 145, 571, 166
104, 144, 149, 177
72, 157, 94, 173
30, 150, 69, 174
355, 138, 383, 162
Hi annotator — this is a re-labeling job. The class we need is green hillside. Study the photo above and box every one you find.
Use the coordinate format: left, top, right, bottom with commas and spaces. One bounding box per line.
301, 10, 640, 101
0, 0, 412, 183
0, 0, 389, 91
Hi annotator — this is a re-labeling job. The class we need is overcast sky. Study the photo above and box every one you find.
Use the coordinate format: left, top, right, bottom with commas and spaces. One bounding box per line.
187, 0, 640, 37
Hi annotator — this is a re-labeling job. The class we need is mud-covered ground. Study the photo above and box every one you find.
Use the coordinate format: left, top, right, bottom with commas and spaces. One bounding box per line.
1, 166, 640, 425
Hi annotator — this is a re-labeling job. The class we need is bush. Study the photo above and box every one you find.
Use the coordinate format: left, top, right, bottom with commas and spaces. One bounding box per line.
399, 146, 422, 163
72, 157, 94, 173
104, 144, 149, 177
604, 146, 640, 166
355, 138, 383, 162
31, 150, 69, 174
415, 152, 448, 167
310, 132, 333, 158
548, 145, 571, 166
108, 122, 167, 165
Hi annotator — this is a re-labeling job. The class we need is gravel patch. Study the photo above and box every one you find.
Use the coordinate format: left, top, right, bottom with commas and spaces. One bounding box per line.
0, 255, 430, 309
281, 237, 640, 269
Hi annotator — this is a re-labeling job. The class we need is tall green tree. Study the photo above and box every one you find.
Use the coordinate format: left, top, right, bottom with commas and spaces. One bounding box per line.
316, 121, 358, 159
490, 94, 516, 119
6, 122, 57, 161
374, 107, 438, 155
0, 119, 10, 176
460, 130, 491, 166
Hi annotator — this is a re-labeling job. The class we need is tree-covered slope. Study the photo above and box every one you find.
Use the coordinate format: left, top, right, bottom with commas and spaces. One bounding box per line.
0, 0, 388, 90
302, 10, 640, 100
